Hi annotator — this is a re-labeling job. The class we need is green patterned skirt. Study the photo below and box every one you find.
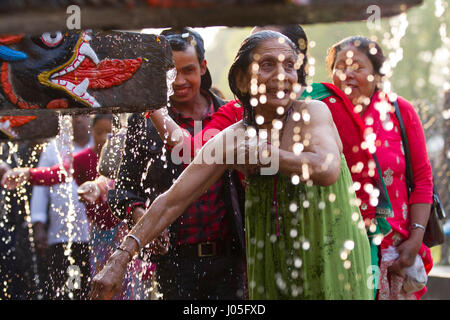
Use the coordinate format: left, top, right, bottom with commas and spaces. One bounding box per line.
245, 155, 373, 300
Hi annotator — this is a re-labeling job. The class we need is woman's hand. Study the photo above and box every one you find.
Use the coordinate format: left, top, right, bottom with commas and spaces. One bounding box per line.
89, 250, 129, 300
1, 167, 30, 190
388, 236, 422, 277
232, 137, 260, 176
96, 175, 113, 194
77, 181, 101, 204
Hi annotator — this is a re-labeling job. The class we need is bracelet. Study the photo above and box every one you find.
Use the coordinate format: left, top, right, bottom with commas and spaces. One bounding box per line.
410, 223, 426, 231
116, 246, 133, 262
126, 234, 143, 251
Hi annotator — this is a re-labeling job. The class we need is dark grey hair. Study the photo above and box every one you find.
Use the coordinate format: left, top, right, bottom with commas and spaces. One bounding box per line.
228, 30, 299, 127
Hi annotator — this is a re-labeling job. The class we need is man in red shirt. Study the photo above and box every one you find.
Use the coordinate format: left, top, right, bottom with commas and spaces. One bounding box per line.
107, 28, 246, 300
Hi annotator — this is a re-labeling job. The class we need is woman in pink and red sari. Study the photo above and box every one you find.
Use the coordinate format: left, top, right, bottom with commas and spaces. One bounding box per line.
323, 36, 433, 299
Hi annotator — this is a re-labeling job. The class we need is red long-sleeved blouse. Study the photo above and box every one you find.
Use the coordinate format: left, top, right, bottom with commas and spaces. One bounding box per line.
29, 147, 120, 229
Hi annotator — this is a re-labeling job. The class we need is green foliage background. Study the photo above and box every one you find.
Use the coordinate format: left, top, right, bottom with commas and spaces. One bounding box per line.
205, 0, 449, 109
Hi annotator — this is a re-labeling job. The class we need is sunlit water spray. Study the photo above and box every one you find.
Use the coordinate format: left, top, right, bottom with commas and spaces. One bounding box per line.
29, 142, 50, 299
135, 67, 177, 300
54, 113, 78, 298
17, 142, 49, 299
1, 141, 48, 299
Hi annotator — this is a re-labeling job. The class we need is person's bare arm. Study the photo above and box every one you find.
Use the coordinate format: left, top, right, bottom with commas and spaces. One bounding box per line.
131, 162, 227, 251
129, 124, 248, 248
148, 108, 187, 148
277, 100, 342, 186
89, 124, 237, 299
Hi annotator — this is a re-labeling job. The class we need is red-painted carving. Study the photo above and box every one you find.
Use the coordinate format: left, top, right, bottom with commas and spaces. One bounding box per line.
0, 116, 37, 127
0, 35, 24, 45
1, 62, 40, 110
54, 57, 142, 89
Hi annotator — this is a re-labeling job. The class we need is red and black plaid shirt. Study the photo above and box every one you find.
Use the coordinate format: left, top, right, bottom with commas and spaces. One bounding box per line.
171, 96, 230, 245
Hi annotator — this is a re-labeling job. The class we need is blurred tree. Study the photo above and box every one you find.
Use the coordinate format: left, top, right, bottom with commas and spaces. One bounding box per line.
206, 0, 449, 106
205, 27, 251, 99
305, 0, 449, 107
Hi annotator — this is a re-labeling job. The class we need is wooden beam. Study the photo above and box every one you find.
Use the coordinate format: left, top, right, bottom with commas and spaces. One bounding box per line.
0, 0, 423, 35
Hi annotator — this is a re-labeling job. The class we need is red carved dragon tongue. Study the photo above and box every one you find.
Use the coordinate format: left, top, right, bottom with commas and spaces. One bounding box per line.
52, 57, 142, 90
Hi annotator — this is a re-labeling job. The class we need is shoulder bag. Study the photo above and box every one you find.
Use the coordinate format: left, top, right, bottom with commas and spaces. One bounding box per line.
393, 99, 447, 247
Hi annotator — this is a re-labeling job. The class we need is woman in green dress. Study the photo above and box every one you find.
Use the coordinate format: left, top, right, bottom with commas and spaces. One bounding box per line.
90, 30, 373, 300
245, 160, 372, 299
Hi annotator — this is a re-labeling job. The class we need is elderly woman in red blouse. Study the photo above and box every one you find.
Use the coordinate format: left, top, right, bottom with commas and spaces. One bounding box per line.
324, 36, 433, 299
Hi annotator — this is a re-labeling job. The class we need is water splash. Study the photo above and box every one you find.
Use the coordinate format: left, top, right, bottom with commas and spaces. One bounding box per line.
1, 140, 48, 299
166, 67, 177, 103
54, 113, 77, 298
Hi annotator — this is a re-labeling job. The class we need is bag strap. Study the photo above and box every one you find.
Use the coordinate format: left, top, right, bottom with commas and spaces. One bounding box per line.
393, 99, 414, 197
394, 100, 447, 223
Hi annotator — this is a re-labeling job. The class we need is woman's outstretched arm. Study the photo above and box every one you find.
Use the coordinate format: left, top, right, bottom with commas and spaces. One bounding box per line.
88, 124, 238, 299
148, 101, 242, 159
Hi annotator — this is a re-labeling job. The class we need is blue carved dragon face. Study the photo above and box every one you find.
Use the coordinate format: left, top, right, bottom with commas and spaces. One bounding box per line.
0, 29, 169, 141
1, 31, 109, 111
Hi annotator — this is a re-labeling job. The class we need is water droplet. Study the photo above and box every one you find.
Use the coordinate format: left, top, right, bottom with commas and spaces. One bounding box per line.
256, 115, 264, 125
289, 202, 298, 212
344, 240, 355, 251
294, 258, 302, 268
328, 193, 336, 202
302, 241, 310, 251
290, 229, 298, 238
276, 106, 285, 115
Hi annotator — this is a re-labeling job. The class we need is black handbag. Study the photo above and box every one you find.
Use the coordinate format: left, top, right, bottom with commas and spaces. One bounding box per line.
393, 99, 447, 247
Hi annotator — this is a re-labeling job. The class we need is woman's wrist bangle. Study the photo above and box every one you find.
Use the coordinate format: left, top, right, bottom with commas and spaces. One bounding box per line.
126, 234, 143, 252
410, 223, 426, 232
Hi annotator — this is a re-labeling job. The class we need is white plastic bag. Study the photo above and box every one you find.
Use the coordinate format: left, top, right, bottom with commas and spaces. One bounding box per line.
403, 254, 428, 294
381, 245, 427, 294
381, 245, 399, 262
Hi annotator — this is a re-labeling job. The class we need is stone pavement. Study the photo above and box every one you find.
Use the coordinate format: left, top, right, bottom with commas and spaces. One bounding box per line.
422, 265, 450, 300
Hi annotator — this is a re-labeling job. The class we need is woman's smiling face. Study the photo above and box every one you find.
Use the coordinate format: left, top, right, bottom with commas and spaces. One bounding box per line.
238, 38, 298, 113
332, 46, 378, 108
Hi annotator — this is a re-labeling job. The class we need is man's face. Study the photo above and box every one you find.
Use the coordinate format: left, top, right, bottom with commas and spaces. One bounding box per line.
171, 45, 206, 104
92, 118, 112, 152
